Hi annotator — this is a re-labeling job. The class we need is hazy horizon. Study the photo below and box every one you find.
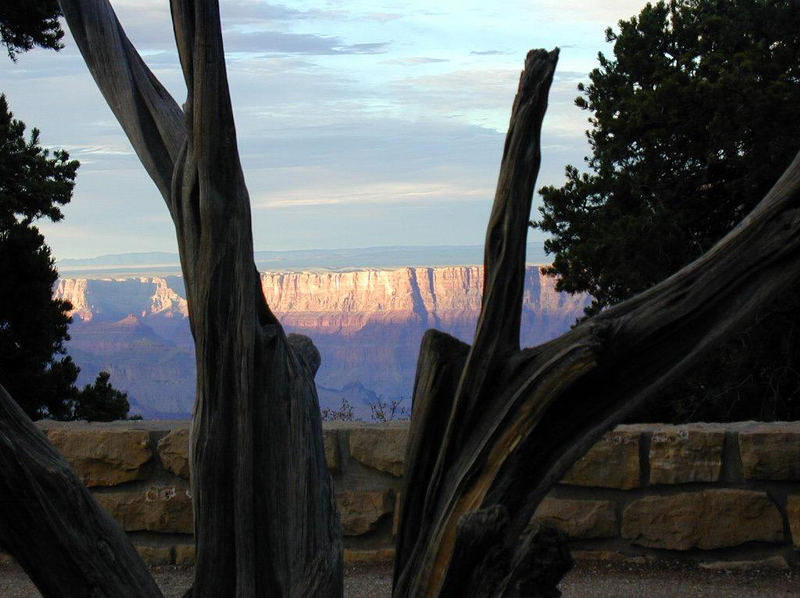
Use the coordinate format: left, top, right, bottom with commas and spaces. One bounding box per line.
55, 241, 553, 277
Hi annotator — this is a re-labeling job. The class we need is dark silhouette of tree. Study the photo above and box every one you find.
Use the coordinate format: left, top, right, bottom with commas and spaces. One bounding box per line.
0, 2, 63, 60
0, 66, 129, 422
0, 94, 80, 420
536, 0, 800, 315
74, 371, 130, 422
533, 0, 800, 422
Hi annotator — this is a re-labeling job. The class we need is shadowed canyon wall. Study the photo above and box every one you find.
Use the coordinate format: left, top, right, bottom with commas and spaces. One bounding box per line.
54, 266, 590, 417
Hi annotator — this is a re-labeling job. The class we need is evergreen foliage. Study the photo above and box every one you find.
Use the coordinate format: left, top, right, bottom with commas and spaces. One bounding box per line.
0, 94, 80, 419
534, 0, 800, 421
0, 2, 63, 61
0, 97, 129, 421
74, 371, 130, 422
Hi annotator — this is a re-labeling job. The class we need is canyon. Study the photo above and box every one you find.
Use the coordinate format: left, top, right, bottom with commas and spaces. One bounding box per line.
54, 266, 590, 418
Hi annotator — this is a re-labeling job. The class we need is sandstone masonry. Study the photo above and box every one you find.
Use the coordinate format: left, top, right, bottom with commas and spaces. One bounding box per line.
17, 420, 800, 569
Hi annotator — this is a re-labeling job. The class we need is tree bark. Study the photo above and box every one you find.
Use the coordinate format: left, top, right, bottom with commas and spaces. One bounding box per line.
394, 47, 800, 596
57, 1, 342, 596
6, 5, 800, 596
0, 385, 163, 597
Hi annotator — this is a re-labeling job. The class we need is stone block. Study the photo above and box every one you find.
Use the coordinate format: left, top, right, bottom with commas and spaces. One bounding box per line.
174, 544, 196, 566
649, 425, 724, 484
46, 428, 152, 487
337, 490, 393, 536
787, 495, 800, 548
157, 428, 190, 479
135, 545, 173, 566
96, 486, 194, 534
344, 548, 396, 564
323, 428, 340, 473
739, 424, 800, 480
532, 498, 618, 539
622, 489, 783, 550
561, 429, 640, 489
348, 426, 408, 477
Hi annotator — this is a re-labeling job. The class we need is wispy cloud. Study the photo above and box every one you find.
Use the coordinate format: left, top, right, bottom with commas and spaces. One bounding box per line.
470, 50, 505, 56
256, 181, 493, 209
52, 144, 135, 157
2, 0, 645, 258
225, 30, 389, 55
366, 13, 403, 23
384, 57, 449, 66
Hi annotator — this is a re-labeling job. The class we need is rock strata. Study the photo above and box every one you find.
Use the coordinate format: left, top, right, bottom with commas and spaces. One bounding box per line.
157, 428, 190, 479
649, 425, 724, 484
621, 489, 783, 550
532, 498, 618, 539
45, 428, 152, 487
739, 423, 800, 480
349, 426, 408, 476
337, 491, 393, 536
96, 486, 194, 534
562, 428, 641, 489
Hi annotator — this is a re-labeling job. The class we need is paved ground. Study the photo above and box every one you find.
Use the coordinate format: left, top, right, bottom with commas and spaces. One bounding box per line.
1, 560, 798, 596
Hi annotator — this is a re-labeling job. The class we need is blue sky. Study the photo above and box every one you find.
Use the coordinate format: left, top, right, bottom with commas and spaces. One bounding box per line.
1, 0, 647, 259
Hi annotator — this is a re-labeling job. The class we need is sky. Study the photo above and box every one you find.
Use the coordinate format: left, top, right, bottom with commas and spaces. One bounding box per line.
1, 0, 648, 260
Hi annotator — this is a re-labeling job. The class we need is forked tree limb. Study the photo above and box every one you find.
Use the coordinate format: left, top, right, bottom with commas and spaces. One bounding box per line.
394, 46, 800, 596
59, 0, 184, 206
0, 385, 162, 597
58, 1, 342, 595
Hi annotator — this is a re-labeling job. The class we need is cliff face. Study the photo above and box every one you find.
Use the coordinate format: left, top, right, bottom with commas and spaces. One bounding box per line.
55, 267, 589, 417
261, 267, 585, 342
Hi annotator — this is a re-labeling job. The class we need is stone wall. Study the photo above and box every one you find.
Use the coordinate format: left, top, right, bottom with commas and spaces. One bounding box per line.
19, 420, 800, 569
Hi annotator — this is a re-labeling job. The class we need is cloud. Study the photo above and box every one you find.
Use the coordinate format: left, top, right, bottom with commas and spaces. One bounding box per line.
384, 57, 449, 66
52, 144, 135, 157
255, 181, 493, 209
470, 50, 505, 56
554, 70, 590, 81
535, 1, 649, 24
220, 1, 350, 24
224, 30, 389, 55
366, 13, 403, 23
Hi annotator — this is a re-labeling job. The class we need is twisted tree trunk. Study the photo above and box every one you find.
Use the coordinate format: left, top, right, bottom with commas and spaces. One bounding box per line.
55, 0, 342, 595
0, 385, 162, 597
1, 5, 799, 596
393, 48, 800, 596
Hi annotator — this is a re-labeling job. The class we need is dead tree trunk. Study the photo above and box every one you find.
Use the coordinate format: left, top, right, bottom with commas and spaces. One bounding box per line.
0, 385, 163, 597
3, 6, 799, 596
55, 0, 342, 595
394, 48, 800, 596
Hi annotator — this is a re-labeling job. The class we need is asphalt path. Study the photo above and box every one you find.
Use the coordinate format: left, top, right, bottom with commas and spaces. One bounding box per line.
1, 561, 798, 596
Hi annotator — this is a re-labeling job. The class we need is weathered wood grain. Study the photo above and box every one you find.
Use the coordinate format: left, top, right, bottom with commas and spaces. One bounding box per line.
393, 45, 800, 597
0, 385, 162, 597
57, 1, 343, 595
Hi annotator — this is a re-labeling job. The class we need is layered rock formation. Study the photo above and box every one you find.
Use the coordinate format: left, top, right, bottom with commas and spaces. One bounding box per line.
54, 266, 590, 417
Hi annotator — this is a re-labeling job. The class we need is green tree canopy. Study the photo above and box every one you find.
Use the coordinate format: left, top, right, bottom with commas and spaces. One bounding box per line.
534, 0, 800, 421
535, 0, 800, 316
